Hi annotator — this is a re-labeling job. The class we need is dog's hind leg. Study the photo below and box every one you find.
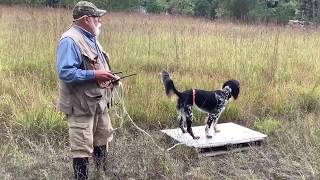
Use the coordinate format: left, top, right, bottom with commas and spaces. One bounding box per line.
178, 111, 187, 133
184, 105, 200, 139
204, 115, 212, 138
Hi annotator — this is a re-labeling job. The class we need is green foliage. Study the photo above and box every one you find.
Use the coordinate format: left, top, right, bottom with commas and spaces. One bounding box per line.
273, 1, 297, 23
298, 0, 320, 22
298, 92, 320, 113
16, 105, 67, 137
0, 94, 14, 123
217, 0, 256, 20
247, 1, 276, 22
106, 0, 143, 11
254, 117, 282, 135
145, 0, 167, 13
194, 0, 210, 17
167, 0, 195, 15
220, 106, 243, 123
247, 0, 297, 23
0, 0, 316, 23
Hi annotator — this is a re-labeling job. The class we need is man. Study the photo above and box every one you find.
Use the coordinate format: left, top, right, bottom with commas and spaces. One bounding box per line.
56, 1, 119, 179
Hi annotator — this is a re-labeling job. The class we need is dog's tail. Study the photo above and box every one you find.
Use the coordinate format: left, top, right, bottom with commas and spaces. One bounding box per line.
161, 70, 181, 98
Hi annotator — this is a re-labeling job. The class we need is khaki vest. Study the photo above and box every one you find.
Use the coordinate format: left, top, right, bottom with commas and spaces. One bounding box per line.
57, 26, 113, 115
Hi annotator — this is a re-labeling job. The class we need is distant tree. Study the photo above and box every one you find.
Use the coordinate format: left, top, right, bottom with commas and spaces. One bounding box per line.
247, 1, 275, 22
266, 0, 279, 8
217, 0, 256, 20
208, 0, 219, 18
193, 0, 218, 18
274, 0, 296, 23
1, 0, 317, 24
145, 0, 167, 13
167, 0, 194, 15
106, 0, 143, 11
194, 0, 210, 17
248, 0, 297, 24
298, 0, 320, 22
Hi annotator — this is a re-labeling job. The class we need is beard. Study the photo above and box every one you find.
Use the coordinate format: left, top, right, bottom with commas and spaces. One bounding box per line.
93, 23, 101, 36
90, 21, 101, 36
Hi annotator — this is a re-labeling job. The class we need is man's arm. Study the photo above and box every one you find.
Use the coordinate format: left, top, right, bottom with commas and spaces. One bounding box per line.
56, 37, 119, 83
56, 37, 95, 83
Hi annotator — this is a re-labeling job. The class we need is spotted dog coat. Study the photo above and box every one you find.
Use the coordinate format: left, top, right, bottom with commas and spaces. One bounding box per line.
161, 70, 240, 139
206, 87, 230, 128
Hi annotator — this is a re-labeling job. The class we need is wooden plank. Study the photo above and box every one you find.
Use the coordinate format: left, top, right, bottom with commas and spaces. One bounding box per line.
161, 123, 267, 156
161, 123, 267, 148
197, 140, 263, 157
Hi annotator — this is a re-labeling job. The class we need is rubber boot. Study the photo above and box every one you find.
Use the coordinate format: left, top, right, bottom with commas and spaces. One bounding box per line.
93, 145, 107, 173
73, 157, 89, 180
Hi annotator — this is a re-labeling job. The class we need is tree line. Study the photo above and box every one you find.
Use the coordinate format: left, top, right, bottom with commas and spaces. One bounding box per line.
1, 0, 320, 24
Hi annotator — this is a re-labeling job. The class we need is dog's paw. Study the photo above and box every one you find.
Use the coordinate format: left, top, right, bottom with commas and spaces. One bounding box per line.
214, 127, 220, 133
206, 135, 213, 139
180, 129, 187, 133
193, 136, 200, 140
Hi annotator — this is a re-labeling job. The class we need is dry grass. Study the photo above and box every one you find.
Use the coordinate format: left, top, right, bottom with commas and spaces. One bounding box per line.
1, 5, 320, 179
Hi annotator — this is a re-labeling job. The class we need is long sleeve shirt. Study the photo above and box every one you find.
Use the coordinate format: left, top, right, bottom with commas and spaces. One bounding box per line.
56, 26, 104, 83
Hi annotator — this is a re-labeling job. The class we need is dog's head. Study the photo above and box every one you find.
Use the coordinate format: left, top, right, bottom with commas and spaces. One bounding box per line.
222, 80, 240, 100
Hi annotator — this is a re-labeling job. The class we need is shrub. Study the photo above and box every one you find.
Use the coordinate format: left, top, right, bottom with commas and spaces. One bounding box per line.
298, 92, 320, 114
15, 105, 67, 137
167, 0, 194, 15
146, 0, 167, 14
254, 117, 282, 135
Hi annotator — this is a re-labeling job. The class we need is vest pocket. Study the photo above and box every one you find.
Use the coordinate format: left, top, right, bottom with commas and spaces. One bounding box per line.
84, 89, 104, 102
71, 92, 91, 115
70, 88, 103, 115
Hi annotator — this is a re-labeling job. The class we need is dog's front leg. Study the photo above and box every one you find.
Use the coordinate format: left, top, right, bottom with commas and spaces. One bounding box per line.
185, 105, 200, 139
212, 110, 224, 133
205, 112, 221, 138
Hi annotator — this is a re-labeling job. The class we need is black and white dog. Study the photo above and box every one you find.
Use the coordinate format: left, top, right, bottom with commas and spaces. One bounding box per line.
161, 70, 240, 139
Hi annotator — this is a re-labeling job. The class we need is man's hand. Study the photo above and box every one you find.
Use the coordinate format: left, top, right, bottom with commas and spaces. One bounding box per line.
110, 74, 121, 87
94, 70, 121, 88
94, 70, 118, 82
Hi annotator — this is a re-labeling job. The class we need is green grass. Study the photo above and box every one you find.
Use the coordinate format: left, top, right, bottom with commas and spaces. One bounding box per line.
254, 117, 282, 135
1, 5, 320, 179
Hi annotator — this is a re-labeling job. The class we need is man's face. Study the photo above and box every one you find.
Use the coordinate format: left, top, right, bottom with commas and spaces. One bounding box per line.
87, 16, 102, 36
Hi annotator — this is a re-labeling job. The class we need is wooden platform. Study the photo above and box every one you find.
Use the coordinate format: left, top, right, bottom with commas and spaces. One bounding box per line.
161, 123, 267, 156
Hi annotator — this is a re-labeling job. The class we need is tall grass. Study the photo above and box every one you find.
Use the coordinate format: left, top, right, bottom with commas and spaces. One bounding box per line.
1, 5, 320, 179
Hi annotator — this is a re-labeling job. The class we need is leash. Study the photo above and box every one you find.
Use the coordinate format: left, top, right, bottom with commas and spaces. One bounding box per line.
108, 73, 137, 86
111, 82, 184, 152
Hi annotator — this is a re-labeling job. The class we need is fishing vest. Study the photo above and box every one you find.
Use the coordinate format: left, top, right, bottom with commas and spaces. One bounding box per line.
57, 26, 113, 115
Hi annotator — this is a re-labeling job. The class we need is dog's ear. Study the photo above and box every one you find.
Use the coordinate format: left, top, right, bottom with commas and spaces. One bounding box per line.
223, 80, 240, 100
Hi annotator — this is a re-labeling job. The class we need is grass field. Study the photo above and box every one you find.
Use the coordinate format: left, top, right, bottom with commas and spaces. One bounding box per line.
1, 5, 320, 179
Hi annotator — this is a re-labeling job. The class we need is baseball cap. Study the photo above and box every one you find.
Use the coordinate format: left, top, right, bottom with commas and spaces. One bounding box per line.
73, 1, 107, 20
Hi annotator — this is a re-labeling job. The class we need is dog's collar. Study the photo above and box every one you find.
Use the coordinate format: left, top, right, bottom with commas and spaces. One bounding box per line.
192, 89, 196, 105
